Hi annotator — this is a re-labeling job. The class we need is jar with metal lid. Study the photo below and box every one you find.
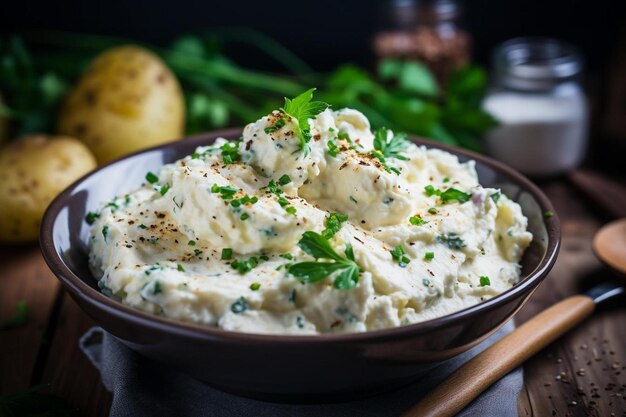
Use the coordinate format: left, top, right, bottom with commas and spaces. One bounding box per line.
482, 38, 588, 177
373, 0, 471, 82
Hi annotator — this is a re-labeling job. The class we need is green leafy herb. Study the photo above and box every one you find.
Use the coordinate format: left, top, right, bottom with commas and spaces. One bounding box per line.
221, 248, 233, 260
390, 245, 410, 267
240, 212, 249, 220
443, 177, 450, 183
1, 300, 29, 330
145, 172, 159, 184
194, 249, 203, 256
280, 88, 330, 155
188, 240, 196, 246
327, 140, 340, 157
409, 215, 427, 226
424, 185, 440, 197
288, 231, 361, 290
490, 192, 501, 204
85, 211, 99, 225
479, 276, 491, 286
278, 174, 292, 185
211, 184, 238, 200
177, 264, 185, 272
159, 184, 170, 196
373, 127, 410, 161
437, 233, 466, 250
231, 257, 259, 274
544, 211, 555, 218
153, 281, 163, 295
321, 212, 348, 239
138, 224, 148, 229
440, 188, 471, 203
102, 225, 109, 241
369, 149, 401, 175
280, 253, 294, 260
220, 141, 240, 164
428, 207, 438, 214
265, 180, 283, 196
250, 282, 261, 291
424, 252, 434, 261
230, 297, 248, 313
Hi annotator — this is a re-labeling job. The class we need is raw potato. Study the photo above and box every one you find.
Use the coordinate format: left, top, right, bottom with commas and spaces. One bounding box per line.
58, 45, 185, 164
0, 135, 97, 243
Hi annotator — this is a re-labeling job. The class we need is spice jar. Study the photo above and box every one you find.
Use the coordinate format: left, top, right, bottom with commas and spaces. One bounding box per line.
482, 38, 588, 177
373, 0, 471, 81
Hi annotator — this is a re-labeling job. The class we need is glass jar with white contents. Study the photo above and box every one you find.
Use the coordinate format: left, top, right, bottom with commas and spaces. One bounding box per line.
482, 38, 588, 177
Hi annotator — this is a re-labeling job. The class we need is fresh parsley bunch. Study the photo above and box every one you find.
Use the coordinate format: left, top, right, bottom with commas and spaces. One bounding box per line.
280, 88, 330, 156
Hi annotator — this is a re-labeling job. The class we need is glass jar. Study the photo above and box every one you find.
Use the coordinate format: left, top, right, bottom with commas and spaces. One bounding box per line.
373, 0, 470, 82
482, 38, 588, 177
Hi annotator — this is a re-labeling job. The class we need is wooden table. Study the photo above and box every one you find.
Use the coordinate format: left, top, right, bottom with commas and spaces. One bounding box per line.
1, 181, 624, 417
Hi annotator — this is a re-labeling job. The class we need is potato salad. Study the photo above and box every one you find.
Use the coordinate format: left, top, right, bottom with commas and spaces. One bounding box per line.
87, 89, 532, 335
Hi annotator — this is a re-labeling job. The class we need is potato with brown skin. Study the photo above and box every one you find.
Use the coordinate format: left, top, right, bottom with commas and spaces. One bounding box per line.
0, 135, 97, 243
58, 45, 185, 164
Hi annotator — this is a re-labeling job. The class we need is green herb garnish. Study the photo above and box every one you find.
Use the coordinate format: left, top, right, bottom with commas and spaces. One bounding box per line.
424, 252, 434, 261
440, 188, 471, 203
287, 231, 361, 290
327, 140, 339, 157
153, 281, 163, 295
231, 257, 259, 274
250, 282, 261, 291
278, 174, 292, 185
240, 212, 249, 220
544, 211, 554, 218
479, 276, 491, 286
280, 88, 330, 156
409, 215, 427, 225
85, 212, 99, 225
390, 245, 410, 267
220, 141, 240, 164
491, 192, 501, 204
177, 264, 185, 272
102, 225, 109, 241
159, 184, 170, 196
221, 248, 233, 260
145, 172, 159, 184
321, 212, 348, 239
373, 127, 410, 161
428, 207, 438, 214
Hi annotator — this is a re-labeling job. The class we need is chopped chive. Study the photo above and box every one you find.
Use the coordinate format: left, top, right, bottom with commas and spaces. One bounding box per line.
278, 174, 292, 185
409, 215, 427, 225
188, 240, 196, 246
145, 172, 159, 184
428, 207, 438, 214
424, 252, 434, 261
250, 282, 261, 291
285, 206, 297, 215
221, 248, 233, 260
479, 276, 491, 286
240, 212, 249, 221
177, 264, 185, 272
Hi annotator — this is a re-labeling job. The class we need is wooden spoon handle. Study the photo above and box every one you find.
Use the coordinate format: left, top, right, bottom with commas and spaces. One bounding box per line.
401, 295, 596, 417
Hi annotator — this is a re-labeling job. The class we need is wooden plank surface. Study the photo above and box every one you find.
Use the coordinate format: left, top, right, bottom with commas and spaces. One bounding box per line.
0, 246, 61, 394
516, 182, 626, 417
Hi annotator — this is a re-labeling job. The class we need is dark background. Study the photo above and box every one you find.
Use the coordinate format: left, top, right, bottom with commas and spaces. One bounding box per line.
2, 0, 625, 73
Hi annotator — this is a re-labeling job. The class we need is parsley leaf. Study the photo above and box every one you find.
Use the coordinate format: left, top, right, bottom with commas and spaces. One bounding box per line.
321, 212, 348, 239
373, 127, 411, 161
288, 231, 361, 290
479, 276, 491, 286
145, 172, 159, 184
390, 245, 410, 267
280, 88, 330, 156
439, 188, 471, 203
220, 141, 240, 164
85, 211, 100, 225
409, 215, 427, 225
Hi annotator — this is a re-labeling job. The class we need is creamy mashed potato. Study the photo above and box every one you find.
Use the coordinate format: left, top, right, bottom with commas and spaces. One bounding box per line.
88, 104, 532, 335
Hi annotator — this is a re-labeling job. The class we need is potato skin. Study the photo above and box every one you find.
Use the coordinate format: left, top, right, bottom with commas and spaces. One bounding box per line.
58, 45, 185, 164
0, 135, 97, 243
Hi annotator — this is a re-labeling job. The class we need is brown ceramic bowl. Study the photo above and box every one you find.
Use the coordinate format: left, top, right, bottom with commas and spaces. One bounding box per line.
40, 129, 560, 402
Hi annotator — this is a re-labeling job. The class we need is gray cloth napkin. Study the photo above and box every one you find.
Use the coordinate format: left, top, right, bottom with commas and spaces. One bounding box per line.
80, 321, 521, 417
